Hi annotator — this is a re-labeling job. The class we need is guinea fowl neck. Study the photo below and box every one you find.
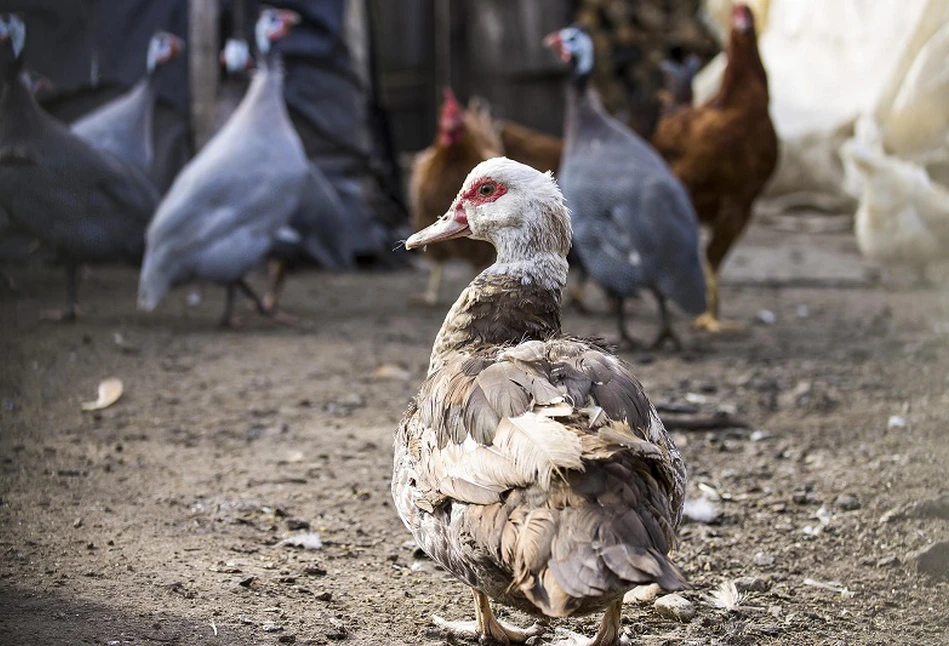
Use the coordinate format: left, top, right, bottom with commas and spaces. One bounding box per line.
0, 69, 44, 133
428, 252, 567, 375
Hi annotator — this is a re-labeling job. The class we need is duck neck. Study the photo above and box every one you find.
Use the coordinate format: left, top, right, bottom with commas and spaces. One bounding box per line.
428, 252, 567, 374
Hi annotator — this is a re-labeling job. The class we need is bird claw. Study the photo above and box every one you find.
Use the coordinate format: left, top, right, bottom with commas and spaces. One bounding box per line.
432, 616, 543, 645
547, 627, 631, 646
693, 312, 745, 333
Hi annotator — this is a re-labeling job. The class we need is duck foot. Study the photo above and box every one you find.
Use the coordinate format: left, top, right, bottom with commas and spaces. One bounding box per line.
693, 312, 745, 333
546, 627, 631, 646
432, 616, 543, 645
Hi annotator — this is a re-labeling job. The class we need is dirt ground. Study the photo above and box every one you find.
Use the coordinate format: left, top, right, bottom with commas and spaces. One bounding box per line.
1, 223, 948, 646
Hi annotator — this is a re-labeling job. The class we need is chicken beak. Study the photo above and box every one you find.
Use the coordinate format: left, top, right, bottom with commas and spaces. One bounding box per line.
405, 211, 470, 250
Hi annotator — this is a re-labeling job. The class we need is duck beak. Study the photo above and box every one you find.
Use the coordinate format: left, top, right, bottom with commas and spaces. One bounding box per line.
405, 210, 470, 250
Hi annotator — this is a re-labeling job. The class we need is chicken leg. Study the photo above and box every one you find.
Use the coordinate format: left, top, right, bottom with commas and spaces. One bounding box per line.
650, 293, 682, 351
433, 589, 543, 644
262, 259, 288, 313
694, 201, 749, 333
693, 260, 744, 333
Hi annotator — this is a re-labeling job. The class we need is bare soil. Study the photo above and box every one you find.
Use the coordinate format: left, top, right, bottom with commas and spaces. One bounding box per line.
1, 223, 948, 645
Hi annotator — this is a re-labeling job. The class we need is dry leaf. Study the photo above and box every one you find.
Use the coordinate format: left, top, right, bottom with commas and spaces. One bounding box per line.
81, 378, 123, 412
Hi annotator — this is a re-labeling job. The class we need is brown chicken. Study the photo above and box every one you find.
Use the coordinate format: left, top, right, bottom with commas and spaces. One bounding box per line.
498, 119, 563, 173
409, 89, 502, 305
651, 3, 778, 332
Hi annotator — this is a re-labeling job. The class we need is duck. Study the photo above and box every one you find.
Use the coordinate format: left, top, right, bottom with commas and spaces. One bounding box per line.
547, 26, 706, 349
137, 8, 307, 327
0, 14, 158, 321
71, 30, 184, 179
392, 157, 688, 645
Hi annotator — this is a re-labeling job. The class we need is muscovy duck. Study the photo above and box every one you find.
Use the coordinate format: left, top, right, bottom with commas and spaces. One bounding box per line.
547, 26, 706, 349
393, 157, 688, 646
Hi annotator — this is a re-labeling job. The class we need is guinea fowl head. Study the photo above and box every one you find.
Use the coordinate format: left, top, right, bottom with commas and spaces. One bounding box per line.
544, 25, 594, 81
406, 157, 572, 264
146, 31, 184, 73
255, 8, 301, 57
0, 14, 26, 60
220, 38, 253, 75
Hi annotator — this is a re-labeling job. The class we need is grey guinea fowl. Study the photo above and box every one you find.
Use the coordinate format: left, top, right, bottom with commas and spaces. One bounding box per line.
137, 8, 307, 327
393, 158, 688, 646
215, 38, 355, 311
547, 26, 706, 350
0, 14, 158, 321
71, 31, 184, 179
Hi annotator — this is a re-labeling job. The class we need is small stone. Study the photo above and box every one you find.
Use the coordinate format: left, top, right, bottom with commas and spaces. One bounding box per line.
878, 506, 904, 524
756, 310, 776, 325
286, 519, 310, 531
753, 551, 775, 567
735, 576, 770, 593
755, 625, 782, 637
908, 494, 949, 520
624, 583, 661, 604
654, 594, 695, 622
909, 541, 949, 580
261, 622, 283, 633
316, 591, 333, 602
887, 415, 906, 429
73, 518, 83, 528
834, 494, 860, 511
278, 635, 296, 644
876, 555, 900, 568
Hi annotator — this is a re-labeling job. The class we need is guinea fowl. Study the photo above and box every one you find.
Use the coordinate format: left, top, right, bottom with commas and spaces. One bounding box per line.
393, 157, 688, 646
138, 8, 307, 327
71, 31, 184, 179
0, 14, 158, 321
408, 88, 501, 306
548, 26, 706, 349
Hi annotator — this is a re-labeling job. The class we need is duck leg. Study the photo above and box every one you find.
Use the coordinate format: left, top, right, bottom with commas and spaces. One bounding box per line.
649, 294, 682, 351
433, 589, 543, 644
547, 600, 629, 646
40, 263, 79, 322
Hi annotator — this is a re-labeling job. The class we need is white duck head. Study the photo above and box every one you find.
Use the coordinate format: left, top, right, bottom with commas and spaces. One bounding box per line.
406, 157, 572, 268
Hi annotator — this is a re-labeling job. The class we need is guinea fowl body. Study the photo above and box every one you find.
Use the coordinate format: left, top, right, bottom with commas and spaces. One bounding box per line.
138, 59, 308, 312
0, 63, 157, 268
72, 77, 155, 173
393, 158, 687, 641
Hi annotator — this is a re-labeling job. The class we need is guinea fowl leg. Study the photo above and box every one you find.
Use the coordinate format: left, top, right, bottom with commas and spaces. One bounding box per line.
615, 298, 644, 350
219, 284, 239, 328
649, 293, 682, 351
410, 262, 444, 307
40, 264, 79, 322
432, 589, 543, 644
261, 259, 287, 312
239, 278, 298, 326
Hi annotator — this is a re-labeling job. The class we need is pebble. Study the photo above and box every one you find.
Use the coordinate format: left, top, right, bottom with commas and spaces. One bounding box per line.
735, 576, 770, 593
909, 540, 949, 580
834, 494, 860, 511
654, 593, 695, 622
756, 309, 776, 325
753, 551, 775, 567
262, 622, 283, 633
887, 415, 906, 429
623, 583, 661, 604
876, 555, 900, 568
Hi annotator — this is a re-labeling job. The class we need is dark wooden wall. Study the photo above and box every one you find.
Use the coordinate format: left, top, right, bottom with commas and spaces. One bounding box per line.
373, 0, 575, 154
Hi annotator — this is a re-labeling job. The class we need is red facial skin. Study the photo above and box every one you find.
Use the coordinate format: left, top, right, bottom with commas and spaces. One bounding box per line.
451, 177, 509, 225
438, 87, 464, 147
731, 3, 753, 32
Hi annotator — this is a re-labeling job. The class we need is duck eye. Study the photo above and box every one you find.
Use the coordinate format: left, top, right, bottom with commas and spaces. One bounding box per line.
478, 182, 495, 197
